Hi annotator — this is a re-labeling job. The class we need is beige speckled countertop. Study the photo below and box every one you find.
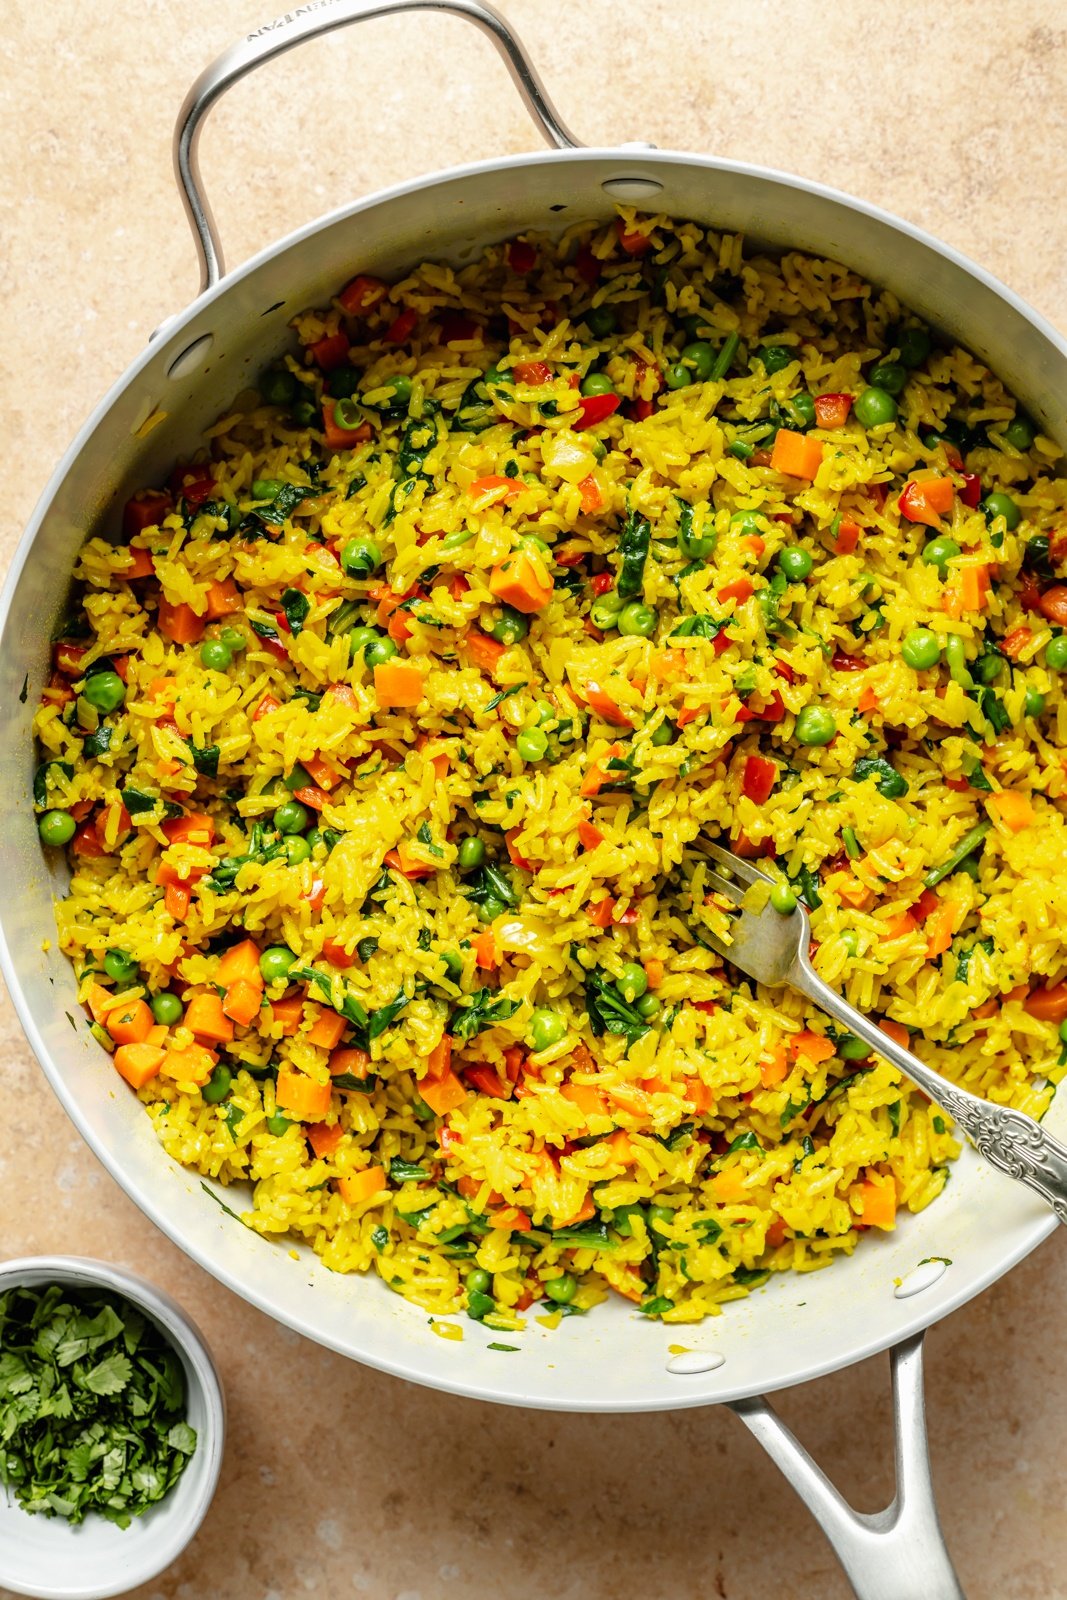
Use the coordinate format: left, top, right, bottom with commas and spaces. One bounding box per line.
3, 4, 1067, 1597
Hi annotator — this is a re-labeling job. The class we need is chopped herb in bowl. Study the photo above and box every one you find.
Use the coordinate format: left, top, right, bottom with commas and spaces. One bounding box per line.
0, 1282, 197, 1527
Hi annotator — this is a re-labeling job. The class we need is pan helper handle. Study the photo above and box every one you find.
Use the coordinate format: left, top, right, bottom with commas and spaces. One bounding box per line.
174, 0, 581, 295
730, 1336, 965, 1600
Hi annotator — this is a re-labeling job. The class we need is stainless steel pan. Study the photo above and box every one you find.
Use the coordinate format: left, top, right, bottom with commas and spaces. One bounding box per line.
4, 6, 1065, 1595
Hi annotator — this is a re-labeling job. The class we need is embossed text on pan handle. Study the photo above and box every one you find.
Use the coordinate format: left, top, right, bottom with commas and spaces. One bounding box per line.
795, 957, 1067, 1225
174, 0, 581, 295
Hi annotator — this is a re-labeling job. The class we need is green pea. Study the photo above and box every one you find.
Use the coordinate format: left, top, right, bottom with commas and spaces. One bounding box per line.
477, 894, 506, 923
1024, 686, 1046, 718
618, 962, 648, 1003
384, 374, 412, 408
785, 392, 817, 430
868, 361, 907, 396
341, 537, 383, 577
284, 835, 312, 866
973, 651, 1005, 685
104, 949, 139, 984
150, 992, 183, 1026
517, 727, 549, 762
757, 344, 795, 374
896, 326, 931, 368
266, 1112, 293, 1135
527, 1008, 567, 1051
457, 837, 485, 871
901, 628, 942, 670
838, 1033, 871, 1060
853, 387, 899, 428
327, 366, 362, 399
648, 1205, 674, 1234
274, 800, 310, 835
260, 368, 297, 406
1059, 1019, 1067, 1046
440, 950, 464, 982
590, 594, 624, 631
944, 634, 973, 688
680, 341, 716, 380
38, 810, 75, 847
544, 1272, 577, 1305
778, 546, 813, 582
981, 490, 1020, 531
260, 945, 297, 983
617, 602, 657, 637
770, 881, 797, 915
1045, 635, 1067, 672
282, 763, 312, 793
467, 1268, 492, 1296
346, 626, 379, 661
82, 671, 125, 713
679, 519, 717, 560
635, 993, 661, 1019
586, 305, 617, 338
488, 607, 529, 646
251, 477, 283, 501
921, 537, 961, 576
664, 362, 693, 390
202, 1063, 232, 1104
199, 638, 233, 672
466, 1290, 495, 1322
1004, 415, 1035, 451
840, 929, 862, 956
292, 398, 318, 428
220, 626, 247, 653
650, 718, 676, 746
681, 313, 714, 339
364, 636, 398, 668
580, 372, 616, 397
794, 705, 837, 745
730, 510, 765, 539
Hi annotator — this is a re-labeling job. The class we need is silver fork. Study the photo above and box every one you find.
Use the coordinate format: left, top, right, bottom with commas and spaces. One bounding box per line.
696, 841, 1067, 1224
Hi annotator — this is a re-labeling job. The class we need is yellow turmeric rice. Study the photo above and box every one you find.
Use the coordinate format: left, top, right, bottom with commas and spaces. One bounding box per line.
32, 209, 1067, 1330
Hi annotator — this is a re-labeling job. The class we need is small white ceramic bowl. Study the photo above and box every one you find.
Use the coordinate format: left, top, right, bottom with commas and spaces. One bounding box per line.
0, 1256, 225, 1599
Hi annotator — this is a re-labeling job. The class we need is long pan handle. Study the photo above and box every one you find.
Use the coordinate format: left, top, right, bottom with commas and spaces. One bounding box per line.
174, 0, 580, 295
730, 1335, 965, 1600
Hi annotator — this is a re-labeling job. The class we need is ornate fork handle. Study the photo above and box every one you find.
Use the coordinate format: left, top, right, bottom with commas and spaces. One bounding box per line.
930, 1086, 1067, 1224
798, 961, 1067, 1225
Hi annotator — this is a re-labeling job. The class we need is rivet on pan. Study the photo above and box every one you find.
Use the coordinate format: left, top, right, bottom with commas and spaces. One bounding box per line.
666, 1350, 726, 1375
601, 177, 665, 202
166, 332, 215, 380
893, 1258, 949, 1300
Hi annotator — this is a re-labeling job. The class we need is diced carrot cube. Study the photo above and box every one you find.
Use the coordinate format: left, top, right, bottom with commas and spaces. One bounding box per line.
420, 1071, 468, 1115
276, 1065, 331, 1121
106, 1000, 154, 1046
373, 662, 424, 707
770, 429, 824, 480
217, 939, 263, 989
307, 1009, 348, 1050
184, 992, 234, 1044
307, 1121, 344, 1158
328, 1046, 371, 1078
222, 979, 263, 1028
337, 1166, 387, 1204
157, 599, 205, 645
204, 579, 242, 619
113, 1043, 165, 1090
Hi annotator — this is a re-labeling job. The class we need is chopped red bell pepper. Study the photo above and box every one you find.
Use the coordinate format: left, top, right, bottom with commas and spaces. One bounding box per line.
338, 275, 388, 316
574, 393, 621, 431
308, 331, 350, 371
591, 572, 615, 596
814, 393, 852, 429
507, 239, 537, 273
384, 307, 418, 344
832, 648, 866, 672
574, 244, 601, 284
464, 1065, 513, 1099
773, 659, 795, 683
52, 642, 87, 676
170, 467, 215, 508
437, 311, 481, 345
123, 490, 172, 539
512, 359, 553, 386
616, 218, 652, 255
834, 518, 861, 555
959, 472, 982, 508
742, 755, 778, 805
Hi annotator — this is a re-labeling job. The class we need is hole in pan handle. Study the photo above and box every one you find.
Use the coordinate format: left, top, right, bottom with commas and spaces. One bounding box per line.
729, 1335, 965, 1600
173, 0, 582, 297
